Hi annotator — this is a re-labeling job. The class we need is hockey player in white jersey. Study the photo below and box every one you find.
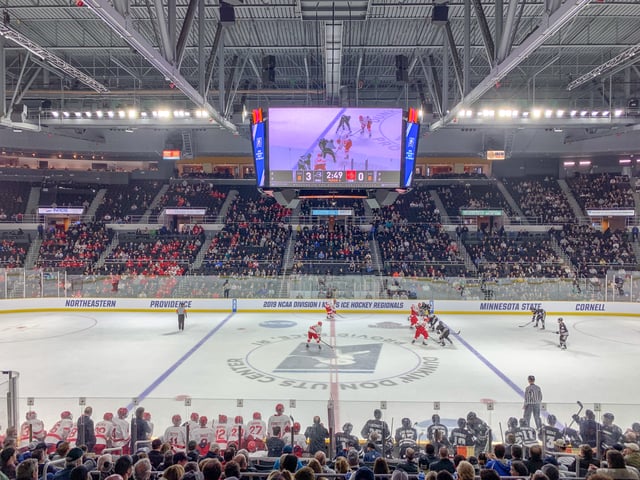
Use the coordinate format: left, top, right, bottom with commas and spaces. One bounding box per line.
19, 411, 46, 450
44, 411, 74, 452
164, 414, 187, 451
184, 412, 199, 442
247, 412, 267, 451
94, 413, 114, 455
191, 416, 215, 456
111, 407, 131, 454
213, 414, 229, 451
268, 404, 291, 438
228, 416, 247, 449
284, 422, 307, 452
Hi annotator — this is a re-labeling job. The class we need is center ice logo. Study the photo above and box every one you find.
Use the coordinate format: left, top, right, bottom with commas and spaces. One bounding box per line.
273, 343, 382, 373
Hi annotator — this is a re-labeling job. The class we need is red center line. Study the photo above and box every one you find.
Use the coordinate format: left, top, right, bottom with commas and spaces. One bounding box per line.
328, 315, 340, 430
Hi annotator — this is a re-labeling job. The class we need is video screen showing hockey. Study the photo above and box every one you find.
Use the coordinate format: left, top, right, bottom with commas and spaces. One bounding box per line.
267, 107, 403, 188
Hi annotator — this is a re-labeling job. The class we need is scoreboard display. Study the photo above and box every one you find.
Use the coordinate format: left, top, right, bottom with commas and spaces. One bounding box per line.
250, 107, 420, 190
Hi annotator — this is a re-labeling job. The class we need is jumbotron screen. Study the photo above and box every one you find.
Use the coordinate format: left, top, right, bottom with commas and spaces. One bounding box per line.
267, 107, 406, 189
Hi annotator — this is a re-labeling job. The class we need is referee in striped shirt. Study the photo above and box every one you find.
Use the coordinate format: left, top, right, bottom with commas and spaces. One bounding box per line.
523, 375, 543, 430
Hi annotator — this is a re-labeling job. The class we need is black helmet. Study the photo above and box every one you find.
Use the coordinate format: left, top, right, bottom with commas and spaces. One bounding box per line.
548, 414, 557, 426
457, 418, 467, 428
586, 410, 595, 420
467, 411, 477, 421
343, 422, 353, 433
519, 418, 528, 427
432, 414, 440, 424
507, 417, 518, 429
603, 413, 614, 424
374, 409, 382, 420
402, 418, 412, 428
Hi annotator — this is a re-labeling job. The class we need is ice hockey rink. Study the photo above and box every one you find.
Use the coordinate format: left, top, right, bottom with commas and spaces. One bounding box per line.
1, 308, 639, 436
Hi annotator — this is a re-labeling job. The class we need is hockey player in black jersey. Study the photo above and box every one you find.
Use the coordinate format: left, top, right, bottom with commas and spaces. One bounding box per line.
533, 308, 546, 329
600, 412, 623, 452
449, 417, 476, 449
506, 417, 520, 441
335, 422, 361, 457
573, 409, 599, 448
435, 321, 453, 346
395, 417, 418, 458
539, 414, 563, 453
466, 411, 491, 454
427, 414, 450, 447
427, 314, 439, 331
555, 318, 569, 349
517, 418, 538, 449
360, 408, 392, 456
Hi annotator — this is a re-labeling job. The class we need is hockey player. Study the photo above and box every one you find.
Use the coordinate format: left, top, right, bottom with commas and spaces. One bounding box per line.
228, 416, 247, 449
427, 314, 439, 331
436, 321, 453, 346
336, 114, 352, 134
395, 417, 418, 458
600, 412, 623, 451
449, 418, 475, 449
573, 409, 599, 448
185, 412, 200, 436
417, 302, 431, 317
247, 412, 267, 452
213, 414, 229, 451
358, 115, 367, 135
325, 300, 336, 320
335, 422, 360, 458
506, 418, 520, 443
191, 416, 214, 455
466, 412, 491, 454
44, 411, 74, 452
111, 407, 131, 454
555, 318, 569, 349
164, 414, 187, 451
360, 409, 392, 455
412, 318, 429, 345
516, 418, 538, 450
267, 404, 291, 438
65, 423, 79, 448
19, 411, 46, 450
284, 421, 307, 452
409, 304, 419, 317
539, 414, 562, 453
365, 116, 373, 137
408, 312, 419, 329
314, 153, 327, 171
94, 413, 114, 455
427, 414, 449, 446
307, 320, 323, 349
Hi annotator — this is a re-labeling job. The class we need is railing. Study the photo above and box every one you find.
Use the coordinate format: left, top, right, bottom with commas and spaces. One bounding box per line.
2, 269, 639, 302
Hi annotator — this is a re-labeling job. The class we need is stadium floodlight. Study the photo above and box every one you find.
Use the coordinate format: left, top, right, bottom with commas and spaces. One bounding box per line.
570, 110, 577, 117
545, 109, 553, 118
567, 43, 640, 91
85, 111, 92, 118
0, 22, 109, 93
532, 109, 542, 119
579, 160, 591, 166
591, 111, 599, 117
51, 111, 59, 118
96, 111, 103, 118
107, 111, 114, 118
602, 111, 609, 117
522, 111, 530, 117
556, 110, 564, 117
580, 111, 588, 117
614, 109, 624, 117
63, 111, 70, 117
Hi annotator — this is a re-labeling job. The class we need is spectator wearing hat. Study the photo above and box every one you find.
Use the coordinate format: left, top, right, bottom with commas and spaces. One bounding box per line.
52, 448, 85, 480
97, 454, 114, 480
624, 443, 640, 471
551, 439, 574, 471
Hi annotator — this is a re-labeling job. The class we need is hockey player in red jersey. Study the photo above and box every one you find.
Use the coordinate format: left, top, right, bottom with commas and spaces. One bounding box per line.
408, 312, 419, 328
410, 304, 418, 317
111, 407, 131, 454
267, 404, 291, 438
192, 416, 215, 455
325, 300, 336, 320
19, 411, 46, 450
94, 413, 114, 455
412, 318, 430, 345
44, 411, 74, 453
247, 412, 267, 451
306, 321, 323, 349
164, 414, 186, 451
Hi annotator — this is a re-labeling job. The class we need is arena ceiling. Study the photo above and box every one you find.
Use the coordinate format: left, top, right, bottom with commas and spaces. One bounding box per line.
0, 0, 639, 146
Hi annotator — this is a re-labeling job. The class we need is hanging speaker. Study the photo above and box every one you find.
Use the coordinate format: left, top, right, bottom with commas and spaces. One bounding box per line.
220, 2, 236, 24
432, 4, 449, 24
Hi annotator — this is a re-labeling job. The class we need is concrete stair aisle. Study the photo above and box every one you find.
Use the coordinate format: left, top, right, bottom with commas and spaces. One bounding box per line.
282, 229, 298, 272
94, 232, 120, 270
549, 234, 577, 274
496, 179, 526, 222
369, 235, 384, 274
216, 190, 238, 222
23, 236, 42, 269
191, 231, 217, 271
429, 189, 451, 223
557, 179, 586, 223
87, 188, 107, 219
140, 183, 170, 223
25, 186, 41, 217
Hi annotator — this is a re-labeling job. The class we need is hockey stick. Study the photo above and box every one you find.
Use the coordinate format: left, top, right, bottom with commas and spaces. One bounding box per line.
334, 312, 346, 318
519, 319, 535, 328
567, 401, 584, 429
320, 338, 335, 350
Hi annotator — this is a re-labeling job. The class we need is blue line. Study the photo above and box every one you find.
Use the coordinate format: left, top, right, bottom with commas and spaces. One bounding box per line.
126, 313, 235, 411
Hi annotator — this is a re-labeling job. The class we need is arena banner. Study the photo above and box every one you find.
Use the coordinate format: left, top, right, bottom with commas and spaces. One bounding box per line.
0, 298, 637, 317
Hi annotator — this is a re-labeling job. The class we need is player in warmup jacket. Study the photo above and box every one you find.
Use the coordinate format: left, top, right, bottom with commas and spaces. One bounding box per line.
111, 407, 131, 454
164, 414, 187, 451
228, 416, 247, 449
539, 414, 562, 453
94, 413, 114, 455
555, 317, 569, 349
412, 318, 429, 345
190, 416, 214, 455
267, 403, 291, 438
247, 412, 267, 451
307, 321, 323, 349
436, 321, 453, 346
44, 411, 74, 453
325, 300, 336, 319
19, 411, 46, 450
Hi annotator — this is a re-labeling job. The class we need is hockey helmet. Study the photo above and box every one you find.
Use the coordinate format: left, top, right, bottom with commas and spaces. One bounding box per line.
235, 416, 244, 425
61, 411, 72, 420
199, 416, 208, 427
172, 414, 182, 426
467, 411, 477, 421
557, 317, 564, 322
432, 414, 440, 424
318, 321, 323, 326
519, 418, 528, 427
603, 413, 614, 425
632, 422, 640, 433
253, 412, 262, 420
374, 409, 382, 420
190, 412, 199, 422
402, 418, 412, 428
507, 417, 518, 429
293, 422, 301, 433
26, 411, 37, 420
585, 410, 595, 420
219, 414, 228, 423
275, 403, 285, 414
547, 414, 557, 426
103, 412, 114, 421
117, 407, 128, 418
343, 422, 353, 433
457, 418, 467, 428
